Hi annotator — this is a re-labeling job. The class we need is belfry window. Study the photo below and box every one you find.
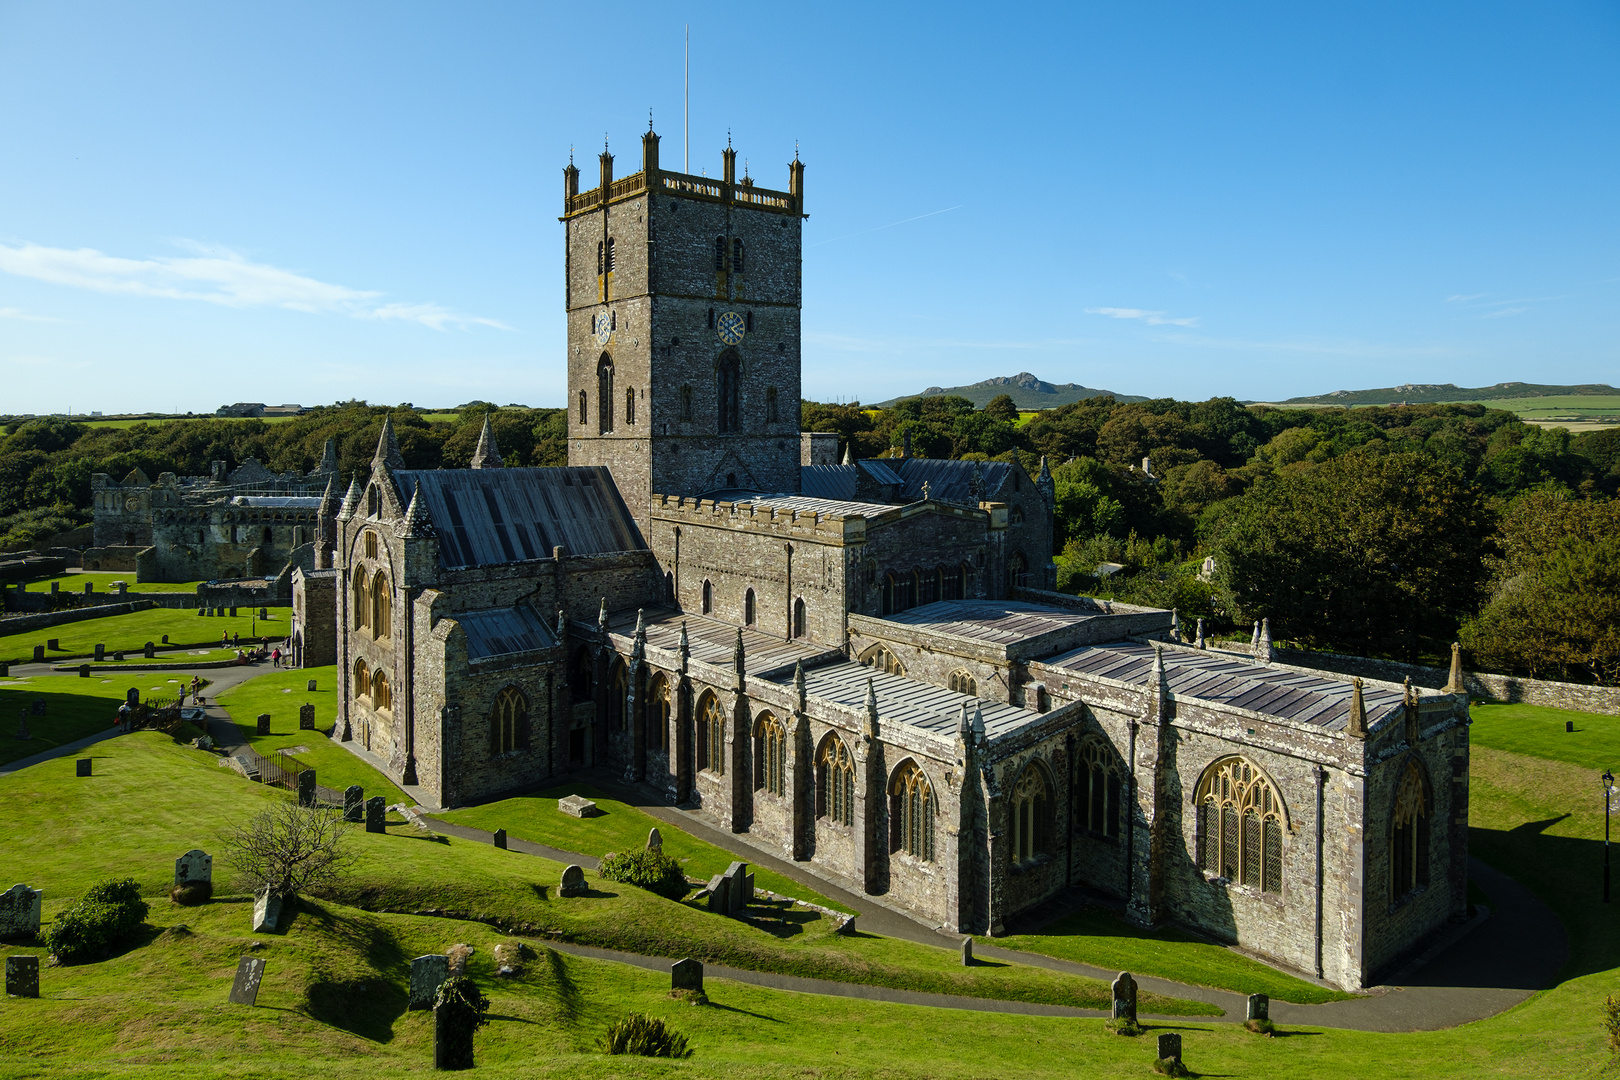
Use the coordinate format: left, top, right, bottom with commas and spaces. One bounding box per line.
605, 237, 615, 272
707, 307, 715, 329
714, 237, 727, 272
578, 390, 587, 425
626, 387, 636, 425
793, 597, 806, 639
1195, 756, 1286, 894
701, 579, 713, 615
744, 588, 756, 626
732, 238, 745, 274
597, 355, 614, 434
717, 350, 740, 434
597, 240, 604, 275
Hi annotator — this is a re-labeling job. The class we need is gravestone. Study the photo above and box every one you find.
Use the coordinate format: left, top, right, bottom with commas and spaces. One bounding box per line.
256, 714, 271, 736
251, 892, 282, 933
307, 679, 316, 692
961, 937, 974, 966
1157, 1033, 1182, 1065
229, 607, 237, 617
76, 759, 91, 777
299, 704, 315, 730
434, 1002, 476, 1070
6, 954, 40, 998
296, 770, 316, 808
365, 796, 386, 834
1567, 720, 1575, 733
260, 608, 268, 619
112, 651, 124, 663
558, 865, 587, 897
1247, 993, 1269, 1022
492, 829, 507, 850
670, 957, 703, 992
49, 582, 58, 594
31, 646, 43, 663
409, 954, 450, 1010
344, 786, 364, 823
162, 635, 170, 644
1111, 971, 1137, 1024
46, 639, 58, 651
174, 849, 212, 885
646, 827, 662, 852
126, 688, 140, 708
718, 861, 752, 915
0, 662, 8, 678
705, 873, 730, 914
197, 606, 206, 616
15, 717, 28, 741
78, 665, 90, 678
228, 956, 266, 1005
144, 642, 155, 659
114, 582, 127, 596
0, 884, 43, 938
83, 583, 93, 595
93, 644, 105, 661
558, 795, 599, 818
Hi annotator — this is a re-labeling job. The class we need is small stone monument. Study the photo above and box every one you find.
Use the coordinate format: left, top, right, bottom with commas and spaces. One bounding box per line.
670, 957, 703, 993
114, 581, 128, 596
1157, 1033, 1182, 1065
251, 892, 282, 933
558, 794, 599, 818
93, 644, 105, 661
83, 582, 93, 594
228, 956, 266, 1005
307, 679, 316, 692
492, 828, 507, 850
256, 713, 271, 735
299, 704, 315, 730
0, 660, 6, 678
126, 688, 140, 708
112, 651, 125, 662
144, 642, 155, 659
409, 954, 450, 1010
76, 758, 91, 777
646, 827, 662, 852
48, 582, 58, 594
559, 864, 587, 897
296, 770, 316, 808
0, 884, 43, 938
78, 664, 89, 678
174, 849, 212, 886
961, 937, 974, 966
7, 955, 40, 998
1247, 993, 1270, 1022
365, 796, 387, 833
15, 717, 28, 741
45, 638, 58, 651
229, 607, 237, 617
162, 635, 169, 644
344, 786, 364, 822
1111, 971, 1138, 1025
31, 645, 44, 662
705, 873, 730, 914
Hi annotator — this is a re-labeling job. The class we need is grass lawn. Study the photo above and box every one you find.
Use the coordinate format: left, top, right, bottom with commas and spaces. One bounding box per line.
214, 665, 405, 800
0, 606, 285, 663
83, 647, 242, 665
997, 906, 1352, 1004
1469, 700, 1620, 772
17, 571, 204, 594
0, 671, 201, 766
436, 782, 854, 914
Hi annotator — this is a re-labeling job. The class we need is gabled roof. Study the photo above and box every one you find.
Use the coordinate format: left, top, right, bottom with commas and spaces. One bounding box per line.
395, 467, 644, 569
893, 458, 1014, 503
799, 461, 905, 502
458, 605, 558, 660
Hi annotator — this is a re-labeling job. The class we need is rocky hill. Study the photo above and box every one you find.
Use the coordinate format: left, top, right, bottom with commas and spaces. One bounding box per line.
1276, 381, 1618, 406
873, 372, 1147, 410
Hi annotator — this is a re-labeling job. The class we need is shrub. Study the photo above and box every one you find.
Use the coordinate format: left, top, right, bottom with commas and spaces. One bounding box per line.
433, 975, 489, 1070
598, 1013, 692, 1058
44, 878, 149, 963
1605, 994, 1620, 1056
223, 802, 354, 899
597, 848, 691, 900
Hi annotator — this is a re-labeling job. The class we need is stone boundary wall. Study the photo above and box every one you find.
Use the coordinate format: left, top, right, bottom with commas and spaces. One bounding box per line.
1270, 646, 1620, 717
0, 600, 157, 635
3, 590, 210, 614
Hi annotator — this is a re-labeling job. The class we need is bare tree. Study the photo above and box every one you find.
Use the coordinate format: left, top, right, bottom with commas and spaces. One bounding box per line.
223, 802, 356, 899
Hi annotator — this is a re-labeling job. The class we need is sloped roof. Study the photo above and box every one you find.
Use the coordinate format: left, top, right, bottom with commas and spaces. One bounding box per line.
894, 458, 1013, 503
767, 659, 1034, 743
799, 461, 905, 502
882, 600, 1102, 645
458, 605, 558, 660
395, 467, 644, 569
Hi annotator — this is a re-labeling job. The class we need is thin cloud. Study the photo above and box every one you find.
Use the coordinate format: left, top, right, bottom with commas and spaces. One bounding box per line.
0, 241, 508, 331
1445, 293, 1485, 303
0, 306, 64, 322
1085, 306, 1200, 328
1482, 307, 1528, 319
809, 205, 963, 248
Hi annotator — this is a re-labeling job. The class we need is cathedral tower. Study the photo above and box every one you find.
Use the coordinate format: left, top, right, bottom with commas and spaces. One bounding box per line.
563, 129, 806, 531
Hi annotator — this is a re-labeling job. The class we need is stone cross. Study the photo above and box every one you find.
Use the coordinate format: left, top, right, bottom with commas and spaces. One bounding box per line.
1247, 993, 1269, 1021
1157, 1033, 1181, 1064
299, 704, 315, 730
344, 786, 364, 823
1111, 971, 1137, 1024
646, 827, 662, 853
365, 796, 386, 833
256, 714, 271, 736
961, 937, 974, 966
670, 957, 703, 992
228, 956, 265, 1005
559, 865, 587, 897
921, 481, 931, 500
296, 770, 316, 808
408, 954, 450, 1010
76, 759, 91, 777
174, 849, 212, 885
6, 954, 40, 998
251, 893, 282, 933
0, 884, 43, 938
492, 828, 508, 850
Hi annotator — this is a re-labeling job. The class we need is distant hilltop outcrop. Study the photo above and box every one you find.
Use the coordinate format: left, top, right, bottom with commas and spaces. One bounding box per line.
874, 372, 1147, 410
1275, 381, 1618, 407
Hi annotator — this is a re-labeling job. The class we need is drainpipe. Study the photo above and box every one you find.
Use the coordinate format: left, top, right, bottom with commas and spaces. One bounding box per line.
1126, 719, 1138, 907
1314, 764, 1326, 979
1064, 732, 1075, 888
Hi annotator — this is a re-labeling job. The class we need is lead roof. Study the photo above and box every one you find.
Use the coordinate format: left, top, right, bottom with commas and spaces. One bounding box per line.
459, 605, 559, 660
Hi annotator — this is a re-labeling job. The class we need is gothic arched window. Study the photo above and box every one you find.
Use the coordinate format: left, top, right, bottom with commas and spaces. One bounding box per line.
353, 658, 370, 701
608, 661, 628, 731
714, 236, 727, 272
817, 735, 855, 826
793, 597, 806, 639
1392, 759, 1430, 901
567, 647, 593, 700
371, 669, 392, 711
597, 354, 614, 434
744, 588, 756, 626
858, 643, 905, 677
919, 567, 941, 606
1195, 756, 1286, 894
698, 692, 725, 774
717, 350, 740, 434
605, 237, 615, 273
1009, 551, 1029, 591
352, 569, 370, 631
370, 572, 391, 641
1079, 738, 1123, 840
890, 760, 935, 861
490, 686, 529, 756
948, 669, 977, 697
597, 239, 605, 275
732, 238, 745, 274
626, 387, 636, 425
754, 712, 786, 797
1009, 763, 1051, 865
578, 390, 587, 425
648, 673, 671, 752
702, 579, 713, 615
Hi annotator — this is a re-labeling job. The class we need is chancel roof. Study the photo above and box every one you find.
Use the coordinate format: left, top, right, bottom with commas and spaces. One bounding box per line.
894, 458, 1014, 503
766, 660, 1034, 744
395, 467, 644, 569
603, 608, 834, 674
732, 493, 895, 518
798, 460, 911, 502
881, 599, 1105, 645
458, 605, 558, 660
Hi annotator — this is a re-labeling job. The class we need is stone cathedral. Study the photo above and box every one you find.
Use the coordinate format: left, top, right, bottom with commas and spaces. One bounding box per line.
304, 129, 1471, 992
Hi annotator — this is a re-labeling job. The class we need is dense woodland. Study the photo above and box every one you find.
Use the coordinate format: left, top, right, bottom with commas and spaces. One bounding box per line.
4, 393, 1618, 683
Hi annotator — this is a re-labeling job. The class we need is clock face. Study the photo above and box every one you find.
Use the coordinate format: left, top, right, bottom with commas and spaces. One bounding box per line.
716, 310, 746, 346
124, 497, 141, 512
594, 312, 613, 345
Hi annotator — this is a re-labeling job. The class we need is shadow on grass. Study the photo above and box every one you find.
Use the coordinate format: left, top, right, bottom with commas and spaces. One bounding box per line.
530, 883, 551, 901
295, 899, 410, 1043
543, 946, 584, 1022
705, 1001, 784, 1023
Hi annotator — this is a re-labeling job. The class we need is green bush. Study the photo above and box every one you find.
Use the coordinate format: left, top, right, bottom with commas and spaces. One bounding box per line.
44, 877, 150, 963
433, 975, 489, 1071
597, 848, 691, 900
598, 1012, 692, 1058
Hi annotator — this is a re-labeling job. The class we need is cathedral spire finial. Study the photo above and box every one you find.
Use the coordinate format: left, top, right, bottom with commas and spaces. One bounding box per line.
841, 441, 853, 466
863, 677, 879, 738
1347, 677, 1368, 738
1444, 641, 1466, 694
649, 108, 654, 132
373, 415, 405, 471
471, 412, 504, 470
337, 477, 362, 522
401, 485, 434, 537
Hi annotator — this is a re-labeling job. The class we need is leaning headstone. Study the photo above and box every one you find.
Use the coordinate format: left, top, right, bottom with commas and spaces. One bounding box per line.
228, 956, 266, 1005
558, 794, 599, 818
344, 786, 364, 822
307, 679, 316, 692
492, 829, 507, 850
6, 955, 40, 998
1157, 1032, 1182, 1065
718, 861, 752, 914
93, 644, 104, 661
296, 770, 316, 807
670, 957, 703, 993
76, 758, 91, 777
1111, 971, 1137, 1024
705, 873, 731, 914
174, 849, 212, 885
646, 827, 662, 852
961, 937, 974, 966
1247, 993, 1270, 1022
409, 954, 450, 1010
251, 892, 283, 933
256, 713, 271, 735
365, 796, 386, 834
0, 884, 43, 938
559, 865, 587, 897
298, 704, 315, 730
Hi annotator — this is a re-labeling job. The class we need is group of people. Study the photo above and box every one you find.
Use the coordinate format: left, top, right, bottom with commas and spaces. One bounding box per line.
217, 629, 292, 667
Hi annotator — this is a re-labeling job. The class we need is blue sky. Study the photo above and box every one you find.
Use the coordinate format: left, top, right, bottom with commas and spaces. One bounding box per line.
1, 1, 1616, 414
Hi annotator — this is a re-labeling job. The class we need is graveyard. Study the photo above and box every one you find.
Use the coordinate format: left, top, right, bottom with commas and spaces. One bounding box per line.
0, 664, 1616, 1076
0, 606, 274, 666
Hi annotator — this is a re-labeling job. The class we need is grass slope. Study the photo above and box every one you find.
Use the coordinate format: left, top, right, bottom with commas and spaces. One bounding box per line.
1470, 700, 1620, 771
0, 671, 198, 766
0, 607, 284, 664
16, 572, 205, 594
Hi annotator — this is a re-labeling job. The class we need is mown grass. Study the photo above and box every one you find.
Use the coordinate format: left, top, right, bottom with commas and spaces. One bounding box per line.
1469, 700, 1620, 773
17, 571, 205, 594
214, 665, 403, 798
0, 671, 200, 766
435, 782, 854, 914
0, 607, 285, 664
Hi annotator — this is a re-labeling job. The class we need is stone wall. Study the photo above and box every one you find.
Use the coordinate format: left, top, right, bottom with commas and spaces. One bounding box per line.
291, 568, 336, 668
0, 599, 157, 635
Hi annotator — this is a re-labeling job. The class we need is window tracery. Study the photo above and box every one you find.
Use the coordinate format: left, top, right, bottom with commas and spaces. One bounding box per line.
1009, 763, 1051, 864
1392, 759, 1430, 900
890, 761, 935, 861
817, 735, 855, 826
1195, 756, 1285, 894
755, 712, 786, 797
1079, 738, 1122, 840
491, 686, 529, 756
